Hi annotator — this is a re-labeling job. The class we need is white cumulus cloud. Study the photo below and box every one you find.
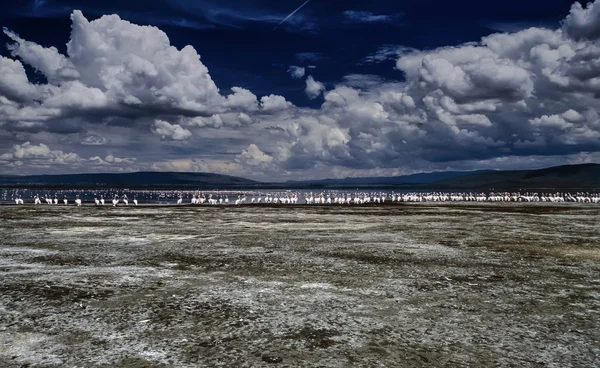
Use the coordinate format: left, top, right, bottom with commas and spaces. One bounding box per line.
287, 66, 305, 79
562, 0, 600, 40
0, 142, 137, 171
151, 120, 192, 140
305, 76, 325, 99
235, 144, 274, 166
0, 10, 293, 134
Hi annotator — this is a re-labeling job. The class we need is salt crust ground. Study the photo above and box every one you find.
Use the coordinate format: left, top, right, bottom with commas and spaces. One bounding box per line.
0, 203, 599, 367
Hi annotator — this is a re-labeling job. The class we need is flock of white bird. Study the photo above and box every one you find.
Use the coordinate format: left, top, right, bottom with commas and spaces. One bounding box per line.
7, 191, 600, 206
12, 194, 138, 207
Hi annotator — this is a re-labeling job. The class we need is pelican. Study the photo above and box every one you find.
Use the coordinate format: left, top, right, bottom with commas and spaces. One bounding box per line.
94, 197, 100, 206
63, 196, 68, 205
100, 196, 105, 206
75, 195, 82, 207
112, 196, 119, 207
177, 195, 183, 205
122, 194, 129, 206
133, 197, 138, 206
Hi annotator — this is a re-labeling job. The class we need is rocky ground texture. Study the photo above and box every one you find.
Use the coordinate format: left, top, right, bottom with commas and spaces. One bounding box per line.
0, 203, 599, 367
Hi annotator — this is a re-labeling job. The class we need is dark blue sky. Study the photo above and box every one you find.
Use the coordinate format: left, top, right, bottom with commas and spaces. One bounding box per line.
0, 0, 598, 179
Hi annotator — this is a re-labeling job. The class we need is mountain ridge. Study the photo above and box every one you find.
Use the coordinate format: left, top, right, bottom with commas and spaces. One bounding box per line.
0, 163, 598, 189
285, 169, 494, 186
0, 171, 257, 188
428, 163, 600, 189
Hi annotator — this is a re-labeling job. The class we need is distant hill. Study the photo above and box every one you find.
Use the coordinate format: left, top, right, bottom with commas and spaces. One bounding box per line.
0, 172, 257, 188
286, 170, 492, 187
429, 163, 600, 189
0, 164, 598, 189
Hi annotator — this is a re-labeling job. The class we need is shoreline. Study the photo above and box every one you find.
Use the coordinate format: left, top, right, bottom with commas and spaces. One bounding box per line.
1, 201, 599, 207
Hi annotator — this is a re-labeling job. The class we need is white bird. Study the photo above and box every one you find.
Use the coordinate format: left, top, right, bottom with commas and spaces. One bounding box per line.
63, 196, 68, 205
133, 198, 138, 206
177, 195, 183, 205
75, 195, 82, 207
100, 196, 105, 205
94, 197, 100, 206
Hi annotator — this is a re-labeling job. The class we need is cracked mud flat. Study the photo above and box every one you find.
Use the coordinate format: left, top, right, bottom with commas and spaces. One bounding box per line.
0, 203, 599, 367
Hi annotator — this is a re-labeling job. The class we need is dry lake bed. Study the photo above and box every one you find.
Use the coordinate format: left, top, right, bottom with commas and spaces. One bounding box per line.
0, 203, 599, 367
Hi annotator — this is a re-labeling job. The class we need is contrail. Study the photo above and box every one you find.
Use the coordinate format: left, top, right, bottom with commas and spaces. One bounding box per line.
274, 0, 312, 30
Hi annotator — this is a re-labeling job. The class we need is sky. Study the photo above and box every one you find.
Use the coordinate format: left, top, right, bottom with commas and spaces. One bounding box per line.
0, 0, 599, 181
